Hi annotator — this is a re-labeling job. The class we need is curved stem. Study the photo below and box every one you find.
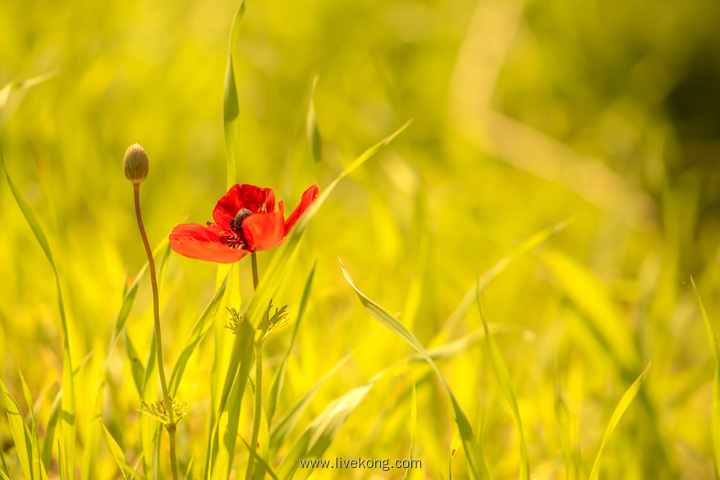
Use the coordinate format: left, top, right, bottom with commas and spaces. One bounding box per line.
133, 185, 179, 479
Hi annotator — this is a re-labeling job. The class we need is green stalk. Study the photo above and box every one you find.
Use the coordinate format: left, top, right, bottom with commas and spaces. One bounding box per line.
133, 185, 179, 480
245, 253, 264, 480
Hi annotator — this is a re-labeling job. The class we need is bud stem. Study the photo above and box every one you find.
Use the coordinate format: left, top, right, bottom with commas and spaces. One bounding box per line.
133, 184, 180, 480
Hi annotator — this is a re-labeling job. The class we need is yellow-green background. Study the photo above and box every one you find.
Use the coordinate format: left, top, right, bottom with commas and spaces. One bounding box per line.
1, 0, 720, 477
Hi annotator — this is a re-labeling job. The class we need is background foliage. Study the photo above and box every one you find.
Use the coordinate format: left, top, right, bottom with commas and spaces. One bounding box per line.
1, 0, 720, 478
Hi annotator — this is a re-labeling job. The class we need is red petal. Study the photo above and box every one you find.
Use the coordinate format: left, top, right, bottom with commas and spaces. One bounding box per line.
169, 223, 249, 263
212, 184, 276, 229
284, 185, 319, 235
242, 212, 285, 251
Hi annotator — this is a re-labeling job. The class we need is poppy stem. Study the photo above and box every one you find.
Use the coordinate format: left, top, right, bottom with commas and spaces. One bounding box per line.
245, 325, 268, 480
251, 252, 259, 290
245, 252, 263, 480
133, 185, 180, 480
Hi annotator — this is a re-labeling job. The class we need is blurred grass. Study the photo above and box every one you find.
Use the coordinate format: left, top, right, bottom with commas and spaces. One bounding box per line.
1, 0, 720, 478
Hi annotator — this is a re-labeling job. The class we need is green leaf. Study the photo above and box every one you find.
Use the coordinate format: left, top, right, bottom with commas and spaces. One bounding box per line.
42, 390, 62, 472
125, 332, 146, 397
0, 377, 34, 479
1, 148, 76, 478
340, 260, 490, 480
477, 294, 529, 480
223, 0, 246, 187
100, 422, 148, 480
265, 261, 316, 423
691, 277, 720, 480
589, 362, 651, 480
168, 269, 231, 396
306, 75, 322, 164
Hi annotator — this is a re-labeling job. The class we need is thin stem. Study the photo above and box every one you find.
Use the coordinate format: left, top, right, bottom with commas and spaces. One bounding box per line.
251, 252, 259, 291
133, 185, 179, 480
245, 253, 263, 480
245, 329, 266, 480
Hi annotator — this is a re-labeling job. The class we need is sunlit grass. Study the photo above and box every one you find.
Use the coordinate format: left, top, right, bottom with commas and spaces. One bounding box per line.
1, 0, 720, 478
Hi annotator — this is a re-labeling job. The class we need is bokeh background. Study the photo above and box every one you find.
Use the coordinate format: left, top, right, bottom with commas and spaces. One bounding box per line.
1, 0, 720, 478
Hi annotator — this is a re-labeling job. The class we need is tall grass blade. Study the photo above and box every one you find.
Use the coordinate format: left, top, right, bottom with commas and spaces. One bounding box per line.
265, 261, 316, 423
589, 362, 651, 480
100, 422, 147, 480
241, 437, 279, 480
0, 377, 34, 479
691, 277, 720, 480
17, 369, 47, 480
340, 260, 490, 480
1, 149, 76, 478
168, 269, 231, 396
42, 390, 62, 472
223, 0, 246, 187
306, 76, 322, 164
402, 381, 417, 480
477, 294, 529, 480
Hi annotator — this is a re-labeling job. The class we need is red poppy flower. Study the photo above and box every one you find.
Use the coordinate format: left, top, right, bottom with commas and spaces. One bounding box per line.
169, 183, 319, 263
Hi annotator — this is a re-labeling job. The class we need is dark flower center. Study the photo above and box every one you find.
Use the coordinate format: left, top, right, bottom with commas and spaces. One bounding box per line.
225, 208, 254, 249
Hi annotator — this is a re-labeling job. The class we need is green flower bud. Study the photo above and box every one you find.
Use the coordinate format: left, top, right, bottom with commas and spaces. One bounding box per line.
123, 143, 149, 185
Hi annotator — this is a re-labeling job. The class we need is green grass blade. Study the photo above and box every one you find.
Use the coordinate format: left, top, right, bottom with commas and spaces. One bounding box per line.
402, 381, 417, 480
440, 217, 572, 337
340, 260, 490, 480
0, 377, 34, 479
125, 332, 146, 397
589, 362, 651, 480
691, 277, 720, 480
477, 294, 529, 480
241, 121, 411, 333
1, 149, 76, 478
223, 0, 246, 187
100, 422, 148, 480
41, 390, 62, 472
306, 75, 322, 164
168, 269, 231, 396
241, 437, 280, 480
17, 369, 46, 480
265, 261, 316, 423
